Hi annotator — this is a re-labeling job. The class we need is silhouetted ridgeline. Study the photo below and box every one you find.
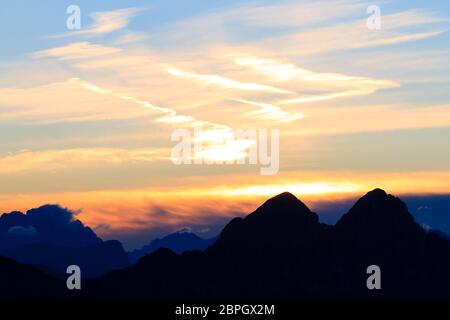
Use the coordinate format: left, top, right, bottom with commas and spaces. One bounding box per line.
0, 205, 128, 278
90, 189, 450, 299
128, 230, 216, 265
0, 255, 65, 299
1, 189, 450, 299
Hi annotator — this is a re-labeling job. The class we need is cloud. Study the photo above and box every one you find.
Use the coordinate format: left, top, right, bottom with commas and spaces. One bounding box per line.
114, 32, 152, 45
293, 103, 450, 136
234, 56, 397, 86
165, 66, 291, 94
76, 79, 256, 163
33, 42, 120, 60
82, 8, 142, 36
0, 74, 256, 164
148, 205, 171, 217
7, 225, 37, 236
93, 223, 111, 233
259, 10, 446, 56
381, 9, 446, 29
229, 0, 367, 28
155, 0, 366, 46
233, 56, 399, 103
219, 182, 359, 196
232, 98, 305, 122
0, 78, 161, 124
2, 170, 450, 249
154, 1, 446, 56
49, 7, 144, 38
1, 0, 449, 228
0, 148, 161, 174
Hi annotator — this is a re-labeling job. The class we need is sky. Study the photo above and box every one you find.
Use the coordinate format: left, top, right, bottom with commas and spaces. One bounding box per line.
1, 0, 450, 249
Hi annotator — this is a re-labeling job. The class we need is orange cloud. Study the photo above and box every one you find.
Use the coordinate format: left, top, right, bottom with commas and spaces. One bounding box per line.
0, 148, 163, 174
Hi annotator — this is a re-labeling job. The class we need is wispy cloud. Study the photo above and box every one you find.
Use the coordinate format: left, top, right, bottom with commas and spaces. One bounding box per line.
156, 0, 366, 46
155, 2, 446, 55
0, 79, 151, 124
234, 55, 399, 103
228, 0, 367, 28
232, 98, 305, 122
33, 42, 120, 60
114, 32, 152, 45
0, 148, 161, 174
75, 78, 255, 163
83, 8, 142, 36
293, 103, 450, 136
165, 66, 291, 94
259, 10, 447, 56
3, 0, 449, 201
49, 7, 143, 38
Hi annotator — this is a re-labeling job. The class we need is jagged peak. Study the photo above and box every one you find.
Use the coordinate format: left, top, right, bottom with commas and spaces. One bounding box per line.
257, 192, 311, 213
363, 188, 388, 199
336, 188, 416, 230
356, 188, 405, 210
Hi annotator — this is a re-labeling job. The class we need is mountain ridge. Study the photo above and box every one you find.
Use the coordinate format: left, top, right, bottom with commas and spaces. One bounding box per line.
1, 188, 450, 299
90, 188, 450, 299
128, 230, 216, 265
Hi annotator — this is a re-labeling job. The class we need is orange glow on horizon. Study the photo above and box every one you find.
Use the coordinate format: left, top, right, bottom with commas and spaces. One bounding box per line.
1, 170, 450, 241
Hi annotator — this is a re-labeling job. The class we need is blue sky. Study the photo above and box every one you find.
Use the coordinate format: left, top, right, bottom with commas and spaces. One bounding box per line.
1, 0, 449, 58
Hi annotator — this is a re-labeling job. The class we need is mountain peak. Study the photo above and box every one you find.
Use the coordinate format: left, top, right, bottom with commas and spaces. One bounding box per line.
208, 191, 320, 254
338, 188, 408, 222
366, 188, 387, 197
335, 188, 423, 243
269, 191, 300, 202
360, 188, 390, 202
256, 191, 311, 215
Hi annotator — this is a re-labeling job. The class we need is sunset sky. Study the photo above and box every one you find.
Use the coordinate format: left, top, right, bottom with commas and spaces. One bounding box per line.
1, 0, 450, 249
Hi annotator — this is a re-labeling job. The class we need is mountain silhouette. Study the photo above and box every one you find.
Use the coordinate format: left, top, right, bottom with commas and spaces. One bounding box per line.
0, 205, 128, 278
1, 189, 450, 299
331, 189, 429, 298
3, 240, 128, 278
128, 230, 216, 265
430, 229, 450, 242
0, 205, 101, 251
0, 255, 64, 299
87, 188, 450, 299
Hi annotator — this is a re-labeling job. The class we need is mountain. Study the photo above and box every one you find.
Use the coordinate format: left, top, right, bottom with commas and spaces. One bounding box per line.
0, 204, 128, 278
0, 205, 101, 251
430, 229, 450, 242
128, 230, 216, 265
2, 189, 450, 299
203, 192, 330, 298
0, 255, 64, 299
3, 240, 128, 278
332, 189, 429, 298
90, 189, 450, 299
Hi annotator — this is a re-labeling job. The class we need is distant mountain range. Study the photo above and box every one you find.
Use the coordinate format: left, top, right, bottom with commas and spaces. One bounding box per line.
128, 230, 216, 265
0, 204, 214, 278
1, 188, 450, 299
3, 240, 128, 278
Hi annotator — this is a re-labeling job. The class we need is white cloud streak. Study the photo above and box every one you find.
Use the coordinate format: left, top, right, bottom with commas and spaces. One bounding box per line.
165, 66, 292, 94
49, 7, 143, 38
33, 42, 120, 60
